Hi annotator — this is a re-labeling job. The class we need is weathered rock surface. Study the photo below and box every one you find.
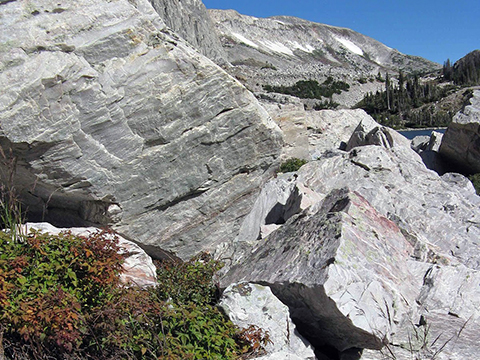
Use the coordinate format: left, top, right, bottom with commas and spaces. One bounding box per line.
439, 89, 480, 173
219, 282, 316, 360
0, 0, 282, 259
149, 0, 226, 63
224, 188, 421, 352
260, 98, 371, 160
222, 116, 480, 359
23, 222, 158, 287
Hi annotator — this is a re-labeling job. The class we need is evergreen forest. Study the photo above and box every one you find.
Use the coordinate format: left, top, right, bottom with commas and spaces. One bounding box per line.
443, 50, 480, 85
263, 77, 350, 100
355, 72, 459, 129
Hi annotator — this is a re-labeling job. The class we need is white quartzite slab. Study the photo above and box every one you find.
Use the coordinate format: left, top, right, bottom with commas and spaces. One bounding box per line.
0, 0, 282, 259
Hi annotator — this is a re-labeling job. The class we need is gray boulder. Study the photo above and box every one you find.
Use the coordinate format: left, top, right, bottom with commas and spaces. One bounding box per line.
219, 282, 316, 360
223, 188, 421, 352
428, 130, 443, 152
0, 0, 282, 259
439, 89, 480, 173
345, 117, 410, 150
409, 131, 447, 174
410, 135, 430, 153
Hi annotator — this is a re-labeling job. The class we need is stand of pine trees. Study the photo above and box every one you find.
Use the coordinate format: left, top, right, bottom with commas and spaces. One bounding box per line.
443, 50, 480, 85
356, 72, 455, 128
263, 77, 350, 100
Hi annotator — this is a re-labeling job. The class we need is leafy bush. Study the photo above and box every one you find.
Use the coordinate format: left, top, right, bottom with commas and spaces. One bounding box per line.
0, 228, 268, 359
278, 158, 308, 173
0, 229, 124, 357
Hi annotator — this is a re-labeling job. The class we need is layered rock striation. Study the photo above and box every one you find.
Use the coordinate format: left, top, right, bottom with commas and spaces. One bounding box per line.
0, 0, 283, 259
148, 0, 226, 63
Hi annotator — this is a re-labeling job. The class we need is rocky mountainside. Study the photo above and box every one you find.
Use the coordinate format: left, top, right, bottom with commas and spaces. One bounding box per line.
208, 10, 441, 107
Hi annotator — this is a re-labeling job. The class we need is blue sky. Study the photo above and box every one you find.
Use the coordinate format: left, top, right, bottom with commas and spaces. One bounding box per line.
202, 0, 479, 65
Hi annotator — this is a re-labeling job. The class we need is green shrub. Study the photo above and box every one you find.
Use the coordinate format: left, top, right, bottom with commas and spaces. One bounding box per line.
278, 158, 308, 173
0, 229, 124, 356
314, 99, 340, 110
0, 230, 267, 359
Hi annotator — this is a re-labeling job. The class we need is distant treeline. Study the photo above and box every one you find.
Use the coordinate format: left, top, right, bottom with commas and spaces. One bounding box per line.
263, 77, 350, 100
356, 72, 456, 128
443, 50, 480, 85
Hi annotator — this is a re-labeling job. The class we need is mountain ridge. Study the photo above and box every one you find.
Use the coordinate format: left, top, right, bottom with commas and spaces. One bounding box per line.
208, 9, 440, 107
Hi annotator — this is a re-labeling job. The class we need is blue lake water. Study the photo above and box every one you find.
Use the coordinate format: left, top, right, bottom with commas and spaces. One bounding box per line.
398, 128, 447, 140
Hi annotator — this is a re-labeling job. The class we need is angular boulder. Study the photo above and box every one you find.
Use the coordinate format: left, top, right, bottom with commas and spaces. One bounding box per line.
223, 188, 420, 352
0, 0, 282, 259
345, 117, 410, 150
439, 89, 480, 173
219, 282, 316, 360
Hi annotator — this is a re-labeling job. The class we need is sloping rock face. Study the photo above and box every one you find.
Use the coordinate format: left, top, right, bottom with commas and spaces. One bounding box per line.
149, 0, 226, 63
222, 118, 480, 359
0, 0, 282, 259
439, 89, 480, 173
24, 223, 158, 288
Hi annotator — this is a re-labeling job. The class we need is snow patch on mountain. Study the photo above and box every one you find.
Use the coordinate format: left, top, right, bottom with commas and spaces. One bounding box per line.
232, 32, 259, 48
335, 37, 363, 56
291, 41, 316, 53
259, 40, 295, 55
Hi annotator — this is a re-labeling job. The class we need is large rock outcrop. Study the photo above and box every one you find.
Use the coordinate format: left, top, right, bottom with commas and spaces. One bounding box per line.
149, 0, 226, 63
0, 0, 282, 259
222, 117, 480, 359
439, 89, 480, 173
